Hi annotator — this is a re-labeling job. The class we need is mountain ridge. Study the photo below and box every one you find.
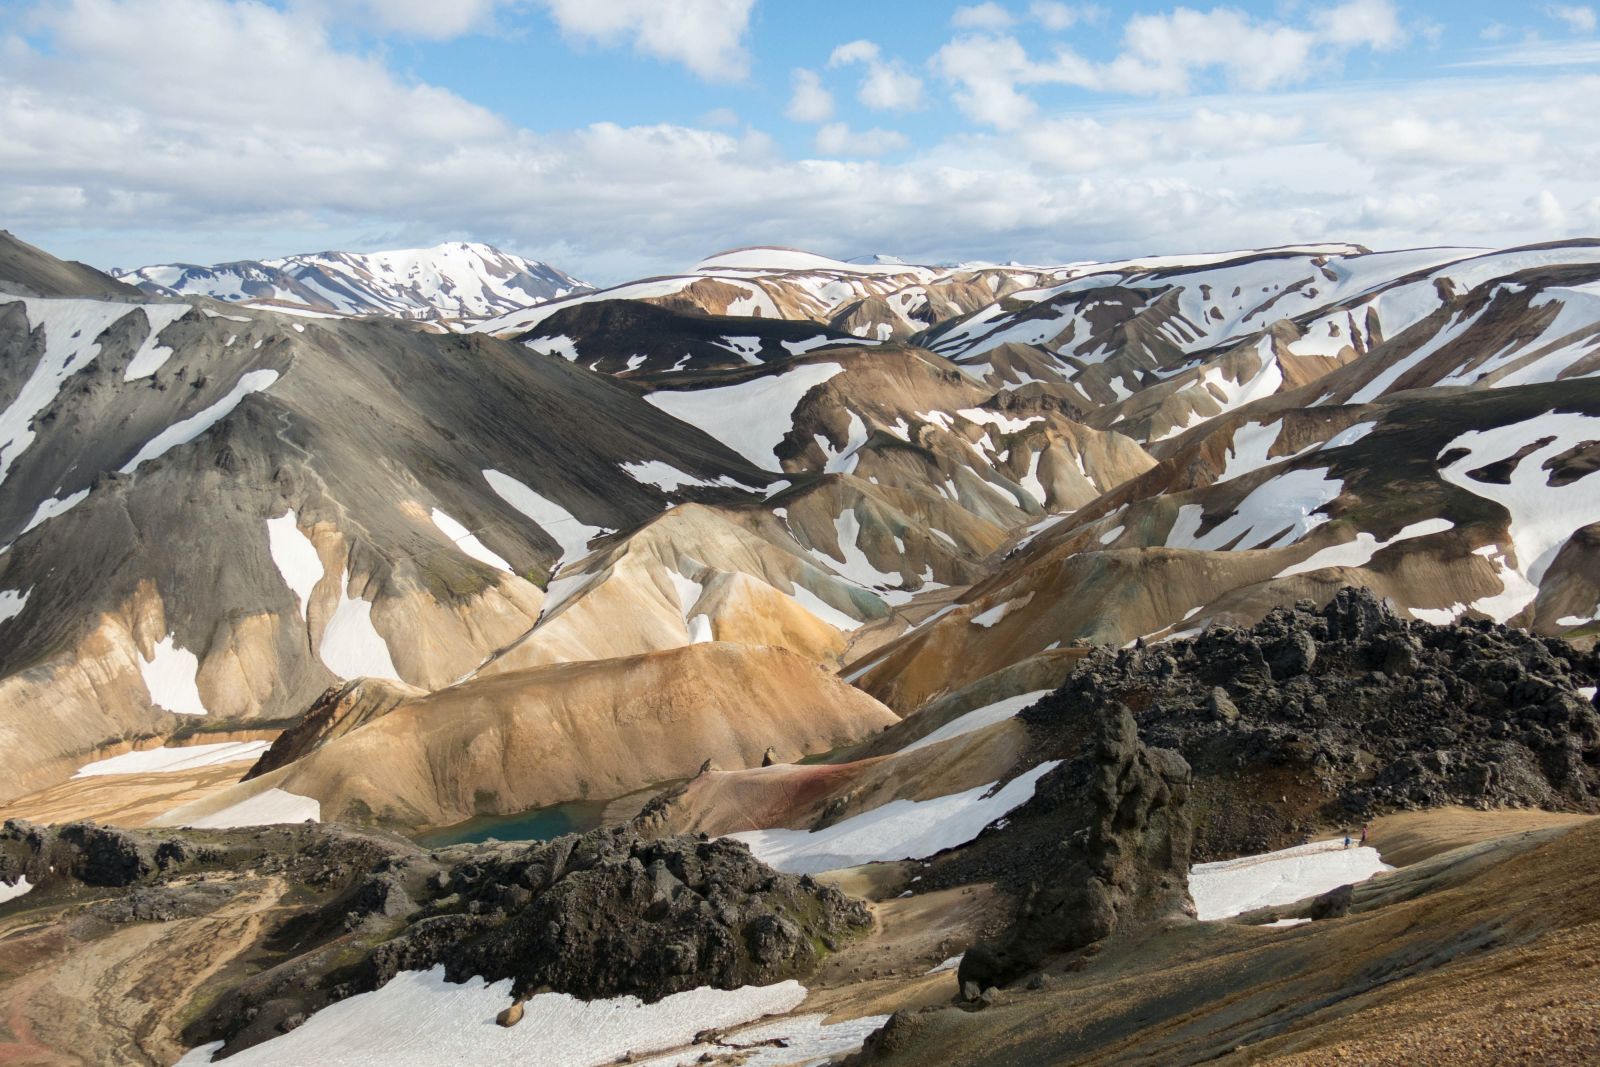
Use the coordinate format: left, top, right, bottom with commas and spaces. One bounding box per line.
116, 240, 590, 324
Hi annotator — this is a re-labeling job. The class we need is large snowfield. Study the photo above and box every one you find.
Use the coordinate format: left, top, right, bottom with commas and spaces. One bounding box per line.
173, 970, 878, 1067
73, 740, 268, 778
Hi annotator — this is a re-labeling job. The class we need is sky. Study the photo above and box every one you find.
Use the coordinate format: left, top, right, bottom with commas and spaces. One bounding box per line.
2, 0, 1599, 284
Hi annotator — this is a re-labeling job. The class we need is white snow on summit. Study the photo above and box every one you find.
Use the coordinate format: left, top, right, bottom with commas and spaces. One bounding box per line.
120, 242, 589, 323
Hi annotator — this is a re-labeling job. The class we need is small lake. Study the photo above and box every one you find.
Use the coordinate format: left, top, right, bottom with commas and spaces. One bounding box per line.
415, 797, 609, 848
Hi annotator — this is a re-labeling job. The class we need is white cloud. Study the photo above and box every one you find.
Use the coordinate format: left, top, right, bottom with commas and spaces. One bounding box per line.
952, 3, 1016, 30
827, 39, 880, 66
1029, 2, 1103, 31
1311, 0, 1407, 49
700, 106, 740, 127
786, 68, 835, 122
858, 60, 924, 111
829, 38, 924, 111
931, 34, 1041, 129
814, 123, 909, 157
297, 0, 509, 39
1018, 108, 1306, 170
936, 1, 1407, 125
1453, 36, 1600, 66
1548, 5, 1598, 33
538, 0, 755, 81
6, 0, 1600, 284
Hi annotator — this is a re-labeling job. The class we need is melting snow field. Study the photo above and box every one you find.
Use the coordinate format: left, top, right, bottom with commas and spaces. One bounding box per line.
644, 362, 846, 468
265, 510, 324, 620
900, 690, 1053, 754
0, 587, 28, 625
120, 369, 279, 473
1189, 840, 1392, 921
21, 488, 90, 535
121, 303, 192, 380
621, 460, 744, 492
0, 876, 32, 905
1, 298, 134, 484
484, 468, 606, 568
319, 569, 403, 682
971, 593, 1033, 629
173, 970, 816, 1067
1436, 412, 1600, 622
138, 635, 209, 716
726, 761, 1061, 875
1274, 518, 1455, 579
73, 740, 268, 778
1167, 467, 1342, 552
181, 787, 321, 829
633, 1011, 889, 1067
430, 508, 512, 573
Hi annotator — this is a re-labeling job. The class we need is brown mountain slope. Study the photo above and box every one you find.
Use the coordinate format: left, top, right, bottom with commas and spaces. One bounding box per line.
156, 642, 899, 828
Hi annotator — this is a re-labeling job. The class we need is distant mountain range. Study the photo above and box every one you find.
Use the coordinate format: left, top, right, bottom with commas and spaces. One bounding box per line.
116, 241, 590, 323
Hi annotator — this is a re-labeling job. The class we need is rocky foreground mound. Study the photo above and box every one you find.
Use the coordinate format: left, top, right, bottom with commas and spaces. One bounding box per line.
957, 705, 1194, 992
878, 588, 1600, 993
0, 819, 868, 1058
1024, 587, 1600, 858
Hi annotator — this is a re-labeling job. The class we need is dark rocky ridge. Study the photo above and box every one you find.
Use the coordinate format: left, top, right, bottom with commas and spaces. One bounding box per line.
1022, 587, 1600, 860
0, 818, 867, 1059
956, 704, 1194, 993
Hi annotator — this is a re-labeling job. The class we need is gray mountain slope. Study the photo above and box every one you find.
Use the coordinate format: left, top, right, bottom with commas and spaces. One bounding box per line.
0, 237, 773, 799
0, 230, 141, 300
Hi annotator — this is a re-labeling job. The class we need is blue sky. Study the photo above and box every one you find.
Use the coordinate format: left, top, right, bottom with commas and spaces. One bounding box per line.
3, 0, 1599, 283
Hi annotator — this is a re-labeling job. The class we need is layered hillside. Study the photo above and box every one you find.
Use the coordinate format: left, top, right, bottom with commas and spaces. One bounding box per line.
6, 234, 1600, 824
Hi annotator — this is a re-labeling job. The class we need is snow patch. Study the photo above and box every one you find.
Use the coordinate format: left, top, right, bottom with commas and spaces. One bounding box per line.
621, 460, 743, 493
74, 740, 269, 778
319, 569, 403, 682
122, 304, 191, 380
726, 760, 1062, 875
525, 335, 580, 361
644, 362, 846, 469
121, 369, 279, 473
971, 593, 1033, 628
900, 690, 1053, 754
139, 635, 208, 716
484, 468, 607, 569
711, 336, 763, 364
21, 488, 90, 534
265, 510, 323, 621
0, 876, 32, 905
1191, 840, 1391, 921
1274, 518, 1454, 578
0, 587, 27, 625
1, 298, 140, 485
430, 508, 512, 573
780, 582, 864, 632
174, 968, 809, 1067
1437, 412, 1600, 620
182, 788, 321, 829
1167, 467, 1342, 552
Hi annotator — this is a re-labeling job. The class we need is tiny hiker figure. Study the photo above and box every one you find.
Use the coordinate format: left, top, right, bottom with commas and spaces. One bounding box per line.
1342, 829, 1352, 849
1360, 823, 1370, 847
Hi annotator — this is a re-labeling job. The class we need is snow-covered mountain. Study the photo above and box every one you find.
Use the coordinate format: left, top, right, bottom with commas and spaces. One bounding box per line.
117, 241, 589, 323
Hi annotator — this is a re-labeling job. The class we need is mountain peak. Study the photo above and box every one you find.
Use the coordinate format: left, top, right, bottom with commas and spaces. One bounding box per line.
117, 241, 591, 322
